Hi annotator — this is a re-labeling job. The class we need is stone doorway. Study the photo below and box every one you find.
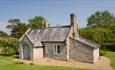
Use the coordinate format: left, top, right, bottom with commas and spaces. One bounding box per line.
23, 45, 30, 60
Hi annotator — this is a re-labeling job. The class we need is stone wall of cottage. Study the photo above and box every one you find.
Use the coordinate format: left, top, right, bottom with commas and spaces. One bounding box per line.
43, 42, 67, 60
69, 38, 94, 63
33, 47, 43, 60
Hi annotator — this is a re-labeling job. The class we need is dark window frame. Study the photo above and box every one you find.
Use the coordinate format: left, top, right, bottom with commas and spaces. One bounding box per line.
53, 45, 60, 54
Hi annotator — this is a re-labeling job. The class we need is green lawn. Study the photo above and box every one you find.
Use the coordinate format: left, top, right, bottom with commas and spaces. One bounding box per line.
0, 56, 87, 70
104, 51, 115, 69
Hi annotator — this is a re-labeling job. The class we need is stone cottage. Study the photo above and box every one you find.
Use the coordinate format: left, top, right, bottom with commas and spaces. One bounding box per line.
19, 13, 100, 63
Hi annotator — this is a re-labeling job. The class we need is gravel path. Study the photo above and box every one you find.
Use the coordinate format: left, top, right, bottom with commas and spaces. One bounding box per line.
19, 56, 114, 70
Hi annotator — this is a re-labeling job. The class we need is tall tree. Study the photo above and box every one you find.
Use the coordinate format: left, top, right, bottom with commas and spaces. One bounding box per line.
7, 19, 28, 38
79, 10, 115, 51
87, 11, 115, 28
7, 19, 21, 29
28, 16, 45, 29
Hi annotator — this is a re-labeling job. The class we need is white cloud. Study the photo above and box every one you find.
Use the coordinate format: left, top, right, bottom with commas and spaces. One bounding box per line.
0, 22, 11, 35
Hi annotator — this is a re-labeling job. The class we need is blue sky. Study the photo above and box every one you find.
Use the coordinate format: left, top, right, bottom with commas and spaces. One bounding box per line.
0, 0, 115, 34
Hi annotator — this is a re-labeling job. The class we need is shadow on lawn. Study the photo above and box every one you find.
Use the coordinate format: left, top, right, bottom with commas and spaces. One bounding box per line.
0, 54, 19, 59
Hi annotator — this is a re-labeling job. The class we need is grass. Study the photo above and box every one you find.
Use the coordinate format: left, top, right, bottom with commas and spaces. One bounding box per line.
104, 51, 115, 69
0, 56, 87, 70
0, 47, 2, 53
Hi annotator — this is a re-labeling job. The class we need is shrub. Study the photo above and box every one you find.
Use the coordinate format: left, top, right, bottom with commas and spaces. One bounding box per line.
100, 50, 106, 56
0, 37, 19, 55
29, 62, 34, 65
14, 61, 24, 64
101, 43, 115, 51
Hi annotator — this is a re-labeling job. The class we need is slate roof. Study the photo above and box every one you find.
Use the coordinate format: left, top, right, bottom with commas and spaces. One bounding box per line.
70, 37, 100, 48
27, 25, 71, 42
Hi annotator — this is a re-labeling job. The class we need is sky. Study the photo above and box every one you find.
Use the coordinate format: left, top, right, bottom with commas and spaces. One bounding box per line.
0, 0, 115, 34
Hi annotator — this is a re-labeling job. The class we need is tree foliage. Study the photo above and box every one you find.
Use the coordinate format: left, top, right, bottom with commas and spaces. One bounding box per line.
79, 10, 115, 51
11, 23, 28, 38
0, 31, 8, 37
0, 37, 18, 55
79, 27, 114, 43
7, 19, 28, 38
87, 11, 115, 28
28, 16, 45, 29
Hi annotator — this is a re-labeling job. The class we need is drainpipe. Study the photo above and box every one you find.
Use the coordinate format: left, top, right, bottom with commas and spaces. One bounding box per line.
66, 37, 70, 61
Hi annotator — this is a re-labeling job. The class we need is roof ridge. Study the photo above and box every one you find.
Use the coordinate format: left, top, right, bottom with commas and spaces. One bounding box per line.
31, 25, 71, 30
48, 25, 71, 28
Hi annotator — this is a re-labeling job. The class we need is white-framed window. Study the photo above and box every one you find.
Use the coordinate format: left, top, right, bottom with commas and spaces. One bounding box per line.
53, 45, 60, 54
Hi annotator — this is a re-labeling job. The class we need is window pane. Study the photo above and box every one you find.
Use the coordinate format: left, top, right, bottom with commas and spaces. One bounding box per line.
57, 45, 60, 53
53, 45, 56, 54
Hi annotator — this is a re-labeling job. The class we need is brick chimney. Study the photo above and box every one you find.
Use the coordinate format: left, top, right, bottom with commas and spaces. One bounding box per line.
70, 13, 79, 38
42, 19, 48, 28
